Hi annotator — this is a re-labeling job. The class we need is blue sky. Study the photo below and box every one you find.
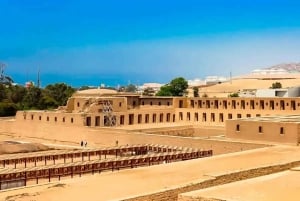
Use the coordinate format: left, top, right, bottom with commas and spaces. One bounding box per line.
1, 0, 300, 87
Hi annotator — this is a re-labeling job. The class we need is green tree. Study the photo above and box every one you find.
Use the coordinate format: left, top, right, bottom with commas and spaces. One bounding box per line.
270, 82, 282, 89
157, 77, 188, 96
142, 87, 155, 96
7, 85, 26, 104
228, 92, 239, 97
43, 83, 75, 106
0, 84, 7, 101
193, 87, 199, 97
22, 86, 43, 109
125, 84, 137, 93
0, 102, 17, 116
156, 85, 173, 96
169, 77, 188, 96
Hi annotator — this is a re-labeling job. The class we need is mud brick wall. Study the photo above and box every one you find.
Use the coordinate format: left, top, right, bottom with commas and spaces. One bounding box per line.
124, 161, 300, 201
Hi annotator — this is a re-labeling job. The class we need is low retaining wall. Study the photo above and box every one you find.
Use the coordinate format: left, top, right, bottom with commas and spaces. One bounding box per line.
123, 161, 300, 201
134, 126, 224, 138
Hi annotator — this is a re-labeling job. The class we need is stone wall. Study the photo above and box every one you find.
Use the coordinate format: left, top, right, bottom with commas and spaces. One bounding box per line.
133, 126, 224, 138
123, 161, 300, 201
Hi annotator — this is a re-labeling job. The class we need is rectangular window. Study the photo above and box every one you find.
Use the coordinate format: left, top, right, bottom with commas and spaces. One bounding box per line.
120, 115, 125, 125
166, 113, 171, 122
291, 101, 296, 110
236, 124, 240, 131
211, 113, 215, 122
152, 114, 157, 123
202, 113, 206, 122
179, 112, 183, 121
145, 114, 149, 123
280, 100, 285, 110
219, 113, 223, 122
250, 100, 255, 109
259, 126, 263, 133
190, 100, 194, 108
138, 114, 142, 124
194, 113, 199, 121
159, 113, 163, 122
280, 127, 284, 135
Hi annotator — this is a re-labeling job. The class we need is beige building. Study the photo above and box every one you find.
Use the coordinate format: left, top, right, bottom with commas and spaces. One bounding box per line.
16, 89, 300, 144
226, 115, 300, 145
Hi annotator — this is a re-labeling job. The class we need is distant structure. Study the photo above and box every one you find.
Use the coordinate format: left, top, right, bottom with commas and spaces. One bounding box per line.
138, 83, 163, 95
251, 68, 288, 75
256, 87, 300, 97
188, 79, 205, 87
0, 62, 14, 84
205, 76, 227, 85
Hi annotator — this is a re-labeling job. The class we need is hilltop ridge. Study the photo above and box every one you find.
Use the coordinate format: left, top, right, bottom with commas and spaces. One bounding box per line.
265, 62, 300, 73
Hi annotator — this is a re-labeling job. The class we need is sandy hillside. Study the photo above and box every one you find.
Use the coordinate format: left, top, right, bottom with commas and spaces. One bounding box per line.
197, 77, 300, 97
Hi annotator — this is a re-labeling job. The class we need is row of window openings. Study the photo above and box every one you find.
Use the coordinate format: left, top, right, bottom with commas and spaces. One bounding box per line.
190, 100, 298, 110
236, 125, 285, 134
125, 113, 175, 125
179, 112, 258, 122
27, 115, 74, 123
134, 101, 171, 106
77, 101, 171, 108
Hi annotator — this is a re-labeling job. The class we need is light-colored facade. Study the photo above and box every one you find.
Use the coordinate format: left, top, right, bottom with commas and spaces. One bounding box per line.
226, 115, 300, 145
16, 91, 300, 144
256, 87, 300, 97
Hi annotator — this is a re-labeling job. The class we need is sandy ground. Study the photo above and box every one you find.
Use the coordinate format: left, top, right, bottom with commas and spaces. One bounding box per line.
0, 141, 51, 154
179, 168, 300, 201
0, 145, 299, 201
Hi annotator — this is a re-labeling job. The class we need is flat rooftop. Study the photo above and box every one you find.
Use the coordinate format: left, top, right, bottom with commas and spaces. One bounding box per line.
236, 115, 300, 123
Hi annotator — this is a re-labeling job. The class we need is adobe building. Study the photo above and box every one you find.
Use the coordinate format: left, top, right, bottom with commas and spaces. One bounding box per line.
15, 88, 300, 144
226, 115, 300, 145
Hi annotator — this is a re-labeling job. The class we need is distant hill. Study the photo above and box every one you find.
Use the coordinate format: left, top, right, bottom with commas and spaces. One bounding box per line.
266, 63, 300, 73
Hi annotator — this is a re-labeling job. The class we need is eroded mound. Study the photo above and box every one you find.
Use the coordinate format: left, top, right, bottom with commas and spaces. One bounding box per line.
0, 141, 52, 154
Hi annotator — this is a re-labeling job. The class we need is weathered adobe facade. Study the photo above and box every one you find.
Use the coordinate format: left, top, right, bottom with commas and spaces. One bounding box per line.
227, 115, 300, 145
15, 91, 300, 144
17, 93, 300, 128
